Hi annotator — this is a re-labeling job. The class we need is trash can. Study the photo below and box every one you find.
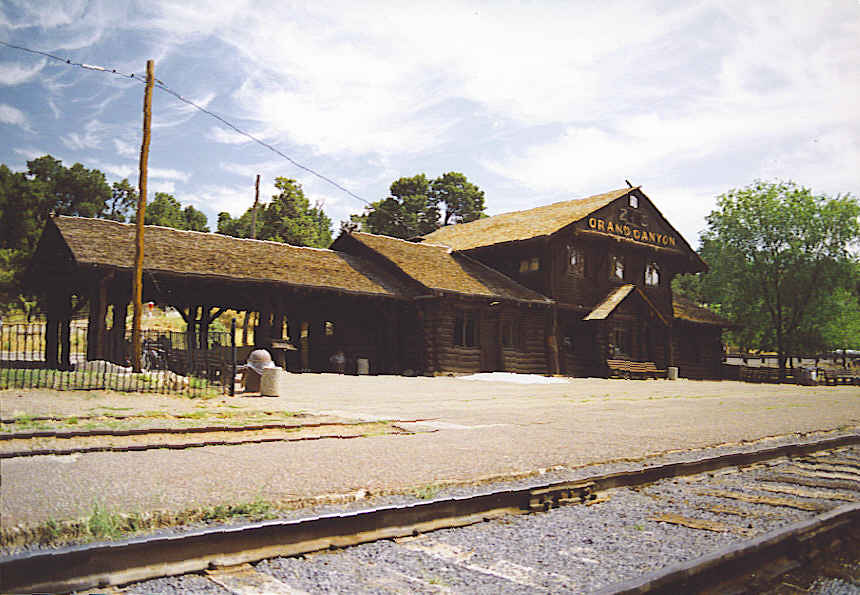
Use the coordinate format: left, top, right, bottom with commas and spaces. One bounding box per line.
261, 367, 287, 396
356, 358, 369, 375
667, 366, 679, 380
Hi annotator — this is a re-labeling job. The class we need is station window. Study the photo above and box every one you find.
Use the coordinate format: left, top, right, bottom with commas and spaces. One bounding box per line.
501, 320, 515, 348
629, 195, 639, 208
519, 257, 540, 273
454, 312, 479, 347
611, 327, 628, 356
645, 262, 660, 286
324, 321, 335, 336
610, 253, 625, 281
568, 245, 585, 277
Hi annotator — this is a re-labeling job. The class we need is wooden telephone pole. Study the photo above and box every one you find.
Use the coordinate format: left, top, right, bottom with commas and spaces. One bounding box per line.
241, 174, 261, 345
132, 59, 154, 372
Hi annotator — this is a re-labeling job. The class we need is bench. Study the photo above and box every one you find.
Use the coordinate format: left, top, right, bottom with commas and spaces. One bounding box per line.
607, 359, 666, 379
819, 368, 859, 386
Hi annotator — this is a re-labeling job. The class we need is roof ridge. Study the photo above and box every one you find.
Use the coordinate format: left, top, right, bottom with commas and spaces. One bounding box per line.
54, 215, 339, 253
352, 230, 453, 252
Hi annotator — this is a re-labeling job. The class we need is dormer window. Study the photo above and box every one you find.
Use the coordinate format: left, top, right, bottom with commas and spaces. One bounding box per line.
629, 195, 639, 208
645, 262, 660, 286
610, 253, 625, 281
567, 245, 584, 277
520, 257, 540, 273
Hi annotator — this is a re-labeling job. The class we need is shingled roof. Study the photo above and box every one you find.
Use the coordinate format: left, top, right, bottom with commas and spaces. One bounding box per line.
672, 295, 733, 327
344, 232, 552, 304
421, 187, 634, 250
48, 216, 413, 298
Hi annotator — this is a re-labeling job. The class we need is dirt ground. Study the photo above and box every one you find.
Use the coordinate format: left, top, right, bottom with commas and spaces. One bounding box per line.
1, 374, 858, 528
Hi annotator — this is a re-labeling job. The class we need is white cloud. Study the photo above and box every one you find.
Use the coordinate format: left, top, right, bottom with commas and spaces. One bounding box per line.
183, 184, 254, 216
0, 59, 45, 85
113, 138, 136, 157
0, 103, 31, 130
149, 167, 189, 182
208, 126, 252, 145
13, 147, 46, 160
61, 119, 108, 150
151, 180, 175, 194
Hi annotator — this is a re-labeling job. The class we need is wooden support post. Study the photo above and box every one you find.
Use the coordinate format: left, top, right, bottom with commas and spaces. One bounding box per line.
110, 302, 128, 365
87, 275, 109, 361
544, 305, 560, 375
44, 292, 61, 369
59, 293, 72, 370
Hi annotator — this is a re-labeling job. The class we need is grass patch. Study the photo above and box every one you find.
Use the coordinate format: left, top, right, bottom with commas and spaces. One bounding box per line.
413, 484, 441, 500
2, 498, 280, 551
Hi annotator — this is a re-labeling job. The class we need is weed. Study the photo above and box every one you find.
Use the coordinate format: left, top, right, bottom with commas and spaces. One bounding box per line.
413, 484, 441, 500
87, 505, 122, 540
45, 519, 61, 540
633, 523, 644, 531
200, 498, 275, 522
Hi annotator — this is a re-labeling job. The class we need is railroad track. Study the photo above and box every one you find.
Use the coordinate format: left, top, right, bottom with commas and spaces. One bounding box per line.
1, 434, 857, 593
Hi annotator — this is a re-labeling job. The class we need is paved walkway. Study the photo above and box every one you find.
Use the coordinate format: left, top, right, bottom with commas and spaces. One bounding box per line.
1, 376, 858, 526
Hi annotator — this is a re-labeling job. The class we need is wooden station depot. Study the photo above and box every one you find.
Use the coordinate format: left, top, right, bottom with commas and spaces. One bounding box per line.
28, 186, 731, 379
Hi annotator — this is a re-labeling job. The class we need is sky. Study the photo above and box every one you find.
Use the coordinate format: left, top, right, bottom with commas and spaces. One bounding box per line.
1, 0, 858, 247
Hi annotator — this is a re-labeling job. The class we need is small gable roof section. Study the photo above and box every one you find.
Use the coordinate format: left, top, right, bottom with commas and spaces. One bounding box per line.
343, 232, 552, 304
672, 295, 734, 327
421, 187, 631, 251
48, 216, 412, 298
584, 284, 669, 326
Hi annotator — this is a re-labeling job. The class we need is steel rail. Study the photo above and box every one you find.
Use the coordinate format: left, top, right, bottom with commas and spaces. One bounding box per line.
599, 502, 860, 594
1, 433, 857, 594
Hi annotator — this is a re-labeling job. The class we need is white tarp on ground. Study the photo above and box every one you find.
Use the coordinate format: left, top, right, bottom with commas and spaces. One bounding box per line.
459, 372, 570, 384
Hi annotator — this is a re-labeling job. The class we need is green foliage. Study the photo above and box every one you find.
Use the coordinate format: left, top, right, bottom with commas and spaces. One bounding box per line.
217, 177, 332, 247
350, 171, 486, 238
145, 192, 210, 232
696, 181, 859, 362
106, 179, 138, 222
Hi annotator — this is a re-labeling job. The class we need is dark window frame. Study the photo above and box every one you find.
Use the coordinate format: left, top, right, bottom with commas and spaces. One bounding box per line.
454, 311, 479, 347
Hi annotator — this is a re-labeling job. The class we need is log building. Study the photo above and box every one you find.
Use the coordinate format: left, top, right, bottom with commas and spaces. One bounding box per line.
28, 186, 730, 378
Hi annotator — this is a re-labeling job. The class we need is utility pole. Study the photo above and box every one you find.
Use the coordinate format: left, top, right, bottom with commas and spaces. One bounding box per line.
252, 174, 260, 240
242, 174, 261, 346
132, 59, 154, 372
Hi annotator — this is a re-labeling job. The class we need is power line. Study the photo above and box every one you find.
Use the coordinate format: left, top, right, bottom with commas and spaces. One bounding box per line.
0, 39, 374, 207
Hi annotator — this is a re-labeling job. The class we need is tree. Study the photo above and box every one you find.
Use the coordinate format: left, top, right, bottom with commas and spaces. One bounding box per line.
106, 179, 138, 222
432, 171, 485, 226
145, 192, 209, 232
218, 178, 332, 248
0, 156, 114, 312
350, 172, 486, 239
696, 181, 859, 375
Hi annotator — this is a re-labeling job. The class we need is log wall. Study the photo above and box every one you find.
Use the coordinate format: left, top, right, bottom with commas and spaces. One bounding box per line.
672, 323, 724, 379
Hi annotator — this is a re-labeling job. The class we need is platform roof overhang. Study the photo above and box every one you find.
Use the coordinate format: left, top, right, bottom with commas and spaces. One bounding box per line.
27, 217, 417, 306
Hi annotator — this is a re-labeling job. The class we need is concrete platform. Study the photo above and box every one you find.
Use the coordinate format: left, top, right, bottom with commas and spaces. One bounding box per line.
1, 375, 858, 528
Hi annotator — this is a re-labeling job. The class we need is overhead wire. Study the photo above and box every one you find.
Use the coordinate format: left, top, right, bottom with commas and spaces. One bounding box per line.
0, 39, 390, 215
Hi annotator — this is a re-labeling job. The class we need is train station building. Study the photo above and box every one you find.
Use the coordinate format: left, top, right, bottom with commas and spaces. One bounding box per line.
28, 186, 730, 379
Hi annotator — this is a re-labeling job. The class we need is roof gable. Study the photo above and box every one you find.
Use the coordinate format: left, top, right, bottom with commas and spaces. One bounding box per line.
584, 284, 669, 325
48, 216, 414, 298
338, 232, 552, 304
568, 190, 705, 272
